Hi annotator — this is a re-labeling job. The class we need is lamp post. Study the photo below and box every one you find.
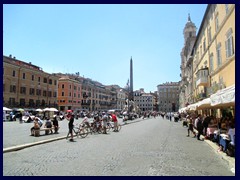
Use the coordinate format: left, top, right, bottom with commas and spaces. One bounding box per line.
127, 81, 130, 115
38, 82, 40, 108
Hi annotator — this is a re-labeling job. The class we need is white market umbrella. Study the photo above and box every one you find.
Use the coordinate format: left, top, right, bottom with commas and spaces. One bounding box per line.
35, 108, 43, 112
49, 107, 58, 112
3, 107, 12, 111
43, 108, 50, 111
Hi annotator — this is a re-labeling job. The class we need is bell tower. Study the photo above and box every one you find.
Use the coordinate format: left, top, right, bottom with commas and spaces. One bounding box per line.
183, 14, 197, 43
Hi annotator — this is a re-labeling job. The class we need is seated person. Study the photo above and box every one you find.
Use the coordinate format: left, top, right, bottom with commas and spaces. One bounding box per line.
226, 122, 235, 156
220, 123, 227, 133
218, 123, 234, 152
30, 118, 40, 136
208, 118, 218, 127
44, 118, 53, 134
52, 116, 59, 133
227, 122, 235, 146
35, 117, 43, 128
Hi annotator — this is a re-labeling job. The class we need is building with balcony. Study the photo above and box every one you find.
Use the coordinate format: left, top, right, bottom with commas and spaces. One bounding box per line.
192, 4, 235, 102
134, 89, 154, 112
157, 82, 180, 112
179, 4, 235, 109
57, 75, 82, 111
150, 91, 159, 112
106, 85, 127, 110
3, 55, 58, 108
56, 73, 115, 112
196, 67, 209, 87
3, 55, 139, 113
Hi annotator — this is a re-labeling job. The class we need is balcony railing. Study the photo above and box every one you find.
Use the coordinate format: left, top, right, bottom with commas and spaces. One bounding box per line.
196, 92, 207, 100
196, 77, 208, 87
207, 82, 226, 95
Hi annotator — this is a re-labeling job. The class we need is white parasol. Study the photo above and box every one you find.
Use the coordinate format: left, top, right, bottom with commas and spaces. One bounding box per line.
3, 107, 12, 111
35, 108, 43, 112
49, 107, 58, 112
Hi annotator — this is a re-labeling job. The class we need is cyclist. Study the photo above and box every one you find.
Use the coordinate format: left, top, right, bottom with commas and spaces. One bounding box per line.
83, 115, 91, 129
93, 114, 101, 130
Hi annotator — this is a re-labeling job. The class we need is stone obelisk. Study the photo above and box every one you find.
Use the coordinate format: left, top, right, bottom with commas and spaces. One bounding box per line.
129, 57, 134, 101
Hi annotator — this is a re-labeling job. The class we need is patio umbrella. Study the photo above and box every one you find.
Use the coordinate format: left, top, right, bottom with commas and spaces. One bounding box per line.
49, 107, 58, 112
43, 108, 50, 111
35, 108, 43, 112
17, 108, 24, 112
3, 107, 12, 111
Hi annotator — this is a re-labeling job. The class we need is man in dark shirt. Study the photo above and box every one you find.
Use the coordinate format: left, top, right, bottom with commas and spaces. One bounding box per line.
203, 115, 211, 136
52, 116, 59, 133
67, 112, 74, 142
197, 115, 204, 140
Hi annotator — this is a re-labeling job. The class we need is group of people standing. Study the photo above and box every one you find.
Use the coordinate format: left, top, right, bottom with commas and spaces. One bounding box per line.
66, 111, 119, 142
186, 114, 218, 140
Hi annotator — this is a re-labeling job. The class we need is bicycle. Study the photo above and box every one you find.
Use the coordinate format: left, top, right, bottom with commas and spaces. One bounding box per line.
66, 123, 89, 140
106, 121, 122, 132
91, 121, 104, 134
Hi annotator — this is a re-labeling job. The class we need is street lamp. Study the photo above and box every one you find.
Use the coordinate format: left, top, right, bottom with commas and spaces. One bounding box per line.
38, 82, 40, 108
127, 82, 130, 115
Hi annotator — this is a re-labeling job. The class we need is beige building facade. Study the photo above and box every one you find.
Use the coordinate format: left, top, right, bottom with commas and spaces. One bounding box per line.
179, 4, 235, 109
157, 82, 180, 112
3, 55, 59, 108
56, 73, 118, 112
134, 89, 154, 112
3, 56, 135, 112
193, 4, 235, 101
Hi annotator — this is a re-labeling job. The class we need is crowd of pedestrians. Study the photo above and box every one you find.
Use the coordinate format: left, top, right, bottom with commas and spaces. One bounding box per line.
181, 112, 235, 157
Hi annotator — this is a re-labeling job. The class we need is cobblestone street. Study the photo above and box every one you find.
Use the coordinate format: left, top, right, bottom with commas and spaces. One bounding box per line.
3, 116, 234, 176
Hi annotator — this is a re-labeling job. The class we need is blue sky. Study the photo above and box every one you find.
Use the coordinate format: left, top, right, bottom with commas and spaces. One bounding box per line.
3, 4, 207, 92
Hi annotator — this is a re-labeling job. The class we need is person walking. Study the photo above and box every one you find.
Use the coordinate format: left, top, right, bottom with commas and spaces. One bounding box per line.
196, 115, 204, 140
19, 112, 23, 123
52, 116, 59, 134
102, 112, 108, 134
111, 112, 119, 132
187, 116, 196, 137
66, 112, 74, 142
203, 115, 211, 137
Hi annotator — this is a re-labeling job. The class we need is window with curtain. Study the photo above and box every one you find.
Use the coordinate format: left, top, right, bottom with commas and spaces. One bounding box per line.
216, 43, 222, 67
225, 28, 234, 58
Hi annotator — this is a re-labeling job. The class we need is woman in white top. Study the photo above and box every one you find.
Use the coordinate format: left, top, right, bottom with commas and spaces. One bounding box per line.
227, 122, 235, 145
